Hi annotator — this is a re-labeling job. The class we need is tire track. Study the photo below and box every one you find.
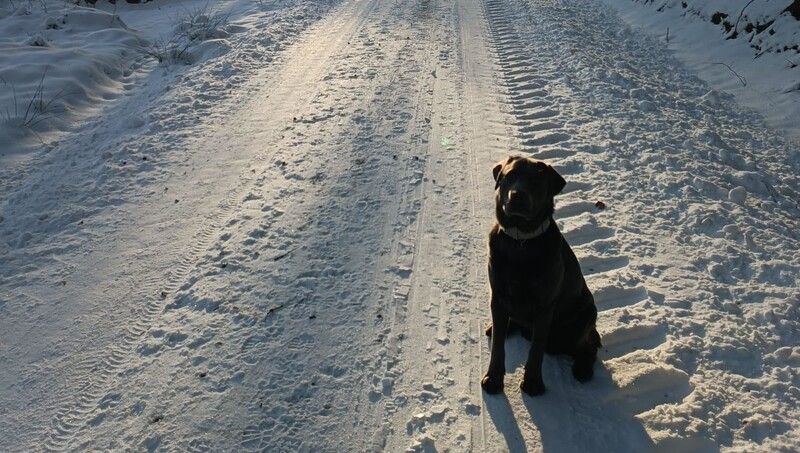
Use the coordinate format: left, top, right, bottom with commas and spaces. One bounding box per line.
226, 2, 441, 449
457, 0, 528, 448
42, 0, 383, 449
479, 0, 696, 449
484, 0, 661, 360
365, 0, 527, 449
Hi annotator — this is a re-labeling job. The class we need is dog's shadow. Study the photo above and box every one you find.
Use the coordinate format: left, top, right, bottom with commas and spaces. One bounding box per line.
482, 335, 715, 453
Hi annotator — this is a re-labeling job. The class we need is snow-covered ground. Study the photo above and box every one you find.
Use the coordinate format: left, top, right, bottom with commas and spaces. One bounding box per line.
1, 0, 798, 452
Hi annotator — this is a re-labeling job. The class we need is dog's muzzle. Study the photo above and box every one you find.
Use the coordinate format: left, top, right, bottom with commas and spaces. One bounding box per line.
502, 189, 533, 218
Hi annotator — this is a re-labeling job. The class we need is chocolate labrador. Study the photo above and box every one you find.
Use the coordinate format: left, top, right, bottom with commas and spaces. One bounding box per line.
481, 156, 601, 396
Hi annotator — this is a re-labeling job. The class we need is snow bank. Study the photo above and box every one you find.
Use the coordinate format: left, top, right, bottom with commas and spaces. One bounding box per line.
0, 0, 264, 160
603, 0, 800, 140
644, 0, 799, 55
0, 3, 145, 148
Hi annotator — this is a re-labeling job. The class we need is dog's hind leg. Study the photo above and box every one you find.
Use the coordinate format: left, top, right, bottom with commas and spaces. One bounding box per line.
569, 289, 601, 382
484, 319, 531, 340
572, 327, 600, 382
572, 325, 601, 382
513, 319, 533, 341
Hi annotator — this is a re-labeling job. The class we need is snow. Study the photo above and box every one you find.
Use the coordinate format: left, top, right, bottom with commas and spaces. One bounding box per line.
0, 4, 144, 157
602, 0, 800, 141
1, 0, 799, 451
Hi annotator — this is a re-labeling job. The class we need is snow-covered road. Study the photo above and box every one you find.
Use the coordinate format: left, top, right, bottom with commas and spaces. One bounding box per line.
1, 0, 798, 451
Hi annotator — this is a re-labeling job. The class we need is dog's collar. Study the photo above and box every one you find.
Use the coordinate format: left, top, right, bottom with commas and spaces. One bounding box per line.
499, 218, 551, 241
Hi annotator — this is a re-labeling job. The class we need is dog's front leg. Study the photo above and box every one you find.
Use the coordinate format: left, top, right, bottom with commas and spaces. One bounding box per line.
520, 308, 554, 396
481, 291, 508, 394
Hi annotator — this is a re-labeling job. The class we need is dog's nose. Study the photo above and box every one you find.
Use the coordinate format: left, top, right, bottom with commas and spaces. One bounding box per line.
506, 189, 529, 211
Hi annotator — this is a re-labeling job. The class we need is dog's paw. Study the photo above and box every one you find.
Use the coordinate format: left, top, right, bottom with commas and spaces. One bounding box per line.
572, 360, 594, 383
519, 378, 546, 396
481, 373, 504, 394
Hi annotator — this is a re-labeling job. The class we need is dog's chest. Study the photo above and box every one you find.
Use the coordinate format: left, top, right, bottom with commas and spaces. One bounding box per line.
491, 249, 553, 314
498, 261, 545, 294
492, 237, 551, 275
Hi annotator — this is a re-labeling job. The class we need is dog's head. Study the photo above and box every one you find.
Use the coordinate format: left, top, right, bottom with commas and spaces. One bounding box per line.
492, 156, 566, 229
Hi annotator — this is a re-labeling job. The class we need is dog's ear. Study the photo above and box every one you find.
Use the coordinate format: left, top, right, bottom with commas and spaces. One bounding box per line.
493, 156, 520, 188
492, 161, 505, 186
546, 164, 566, 196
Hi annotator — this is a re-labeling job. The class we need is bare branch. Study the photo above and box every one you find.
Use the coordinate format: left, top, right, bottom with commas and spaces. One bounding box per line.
732, 0, 757, 35
711, 62, 747, 86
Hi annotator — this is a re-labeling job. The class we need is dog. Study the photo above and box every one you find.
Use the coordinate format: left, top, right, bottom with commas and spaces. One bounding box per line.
481, 156, 601, 396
